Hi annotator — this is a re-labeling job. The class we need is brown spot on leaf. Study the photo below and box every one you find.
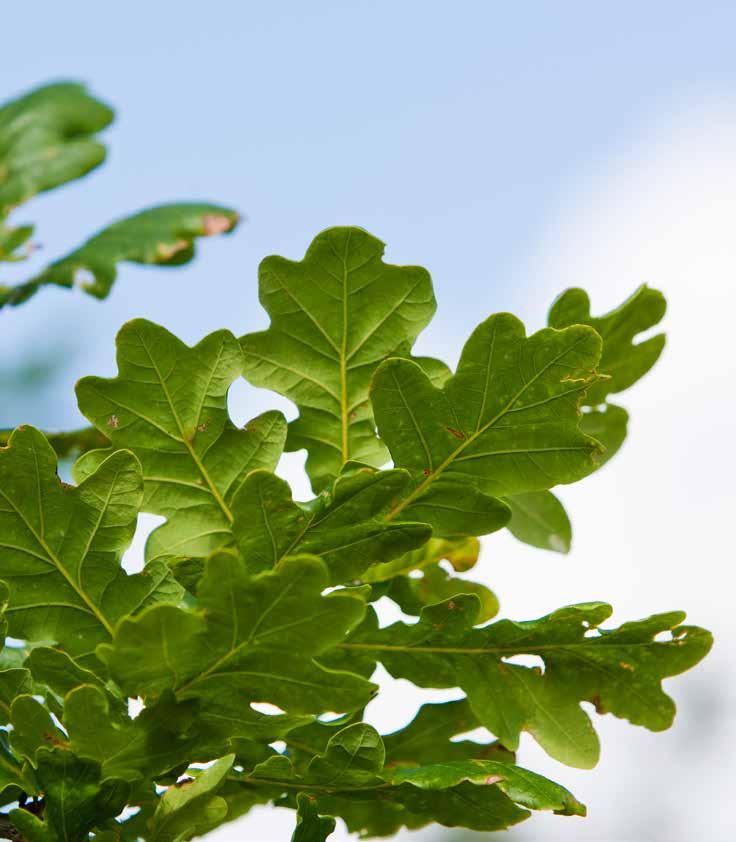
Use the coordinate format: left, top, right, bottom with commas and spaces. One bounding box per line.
447, 600, 456, 610
422, 468, 430, 476
108, 414, 119, 428
202, 214, 233, 236
197, 419, 210, 433
590, 694, 607, 714
446, 427, 466, 440
485, 775, 504, 785
619, 661, 634, 671
156, 240, 189, 260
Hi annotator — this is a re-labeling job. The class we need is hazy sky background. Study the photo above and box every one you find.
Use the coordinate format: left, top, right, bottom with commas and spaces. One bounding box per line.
2, 3, 735, 841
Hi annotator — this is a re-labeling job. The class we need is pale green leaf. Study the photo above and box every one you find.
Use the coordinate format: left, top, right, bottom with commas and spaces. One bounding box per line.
3, 204, 239, 307
241, 227, 436, 491
506, 491, 572, 553
10, 695, 67, 761
75, 320, 287, 563
147, 754, 234, 842
361, 536, 481, 583
0, 82, 112, 222
548, 285, 665, 405
381, 564, 499, 623
383, 698, 514, 766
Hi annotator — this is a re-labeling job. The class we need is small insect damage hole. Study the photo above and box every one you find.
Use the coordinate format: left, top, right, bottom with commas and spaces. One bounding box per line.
73, 267, 96, 289
318, 712, 346, 723
250, 701, 287, 716
502, 654, 545, 675
128, 697, 145, 719
115, 805, 141, 821
450, 725, 494, 744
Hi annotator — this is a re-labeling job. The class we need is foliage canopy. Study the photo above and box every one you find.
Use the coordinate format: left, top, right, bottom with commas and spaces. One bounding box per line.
0, 82, 710, 842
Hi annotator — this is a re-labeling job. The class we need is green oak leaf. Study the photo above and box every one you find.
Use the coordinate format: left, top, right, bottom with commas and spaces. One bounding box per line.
292, 793, 336, 842
381, 564, 499, 623
75, 319, 287, 563
328, 599, 712, 768
147, 754, 235, 842
361, 535, 481, 583
0, 615, 33, 726
383, 698, 514, 766
232, 467, 431, 582
0, 426, 182, 671
63, 685, 204, 783
504, 288, 654, 553
9, 748, 130, 842
0, 82, 112, 222
99, 554, 375, 735
0, 223, 34, 262
370, 314, 603, 536
0, 427, 110, 461
240, 227, 436, 491
548, 285, 666, 405
10, 695, 67, 761
5, 203, 239, 307
579, 402, 629, 470
234, 722, 583, 835
502, 287, 656, 554
506, 491, 572, 553
26, 647, 121, 708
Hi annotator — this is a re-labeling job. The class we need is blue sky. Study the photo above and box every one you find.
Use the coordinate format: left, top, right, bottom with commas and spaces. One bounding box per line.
3, 1, 736, 429
2, 4, 736, 841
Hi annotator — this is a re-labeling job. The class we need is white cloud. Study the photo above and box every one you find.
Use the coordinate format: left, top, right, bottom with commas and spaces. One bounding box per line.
217, 94, 736, 842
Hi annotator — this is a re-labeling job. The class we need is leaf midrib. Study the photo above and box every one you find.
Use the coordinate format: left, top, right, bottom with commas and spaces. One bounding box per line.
0, 482, 114, 637
138, 330, 233, 525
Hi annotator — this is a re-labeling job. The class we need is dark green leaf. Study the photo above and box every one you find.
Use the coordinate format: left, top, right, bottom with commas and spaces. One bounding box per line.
9, 748, 129, 842
330, 599, 712, 768
383, 698, 514, 766
292, 793, 336, 842
232, 467, 430, 582
370, 314, 603, 535
0, 426, 182, 672
233, 722, 583, 835
99, 554, 375, 735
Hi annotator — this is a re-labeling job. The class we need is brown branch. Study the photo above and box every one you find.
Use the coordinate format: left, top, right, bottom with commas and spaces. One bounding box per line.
0, 814, 24, 842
